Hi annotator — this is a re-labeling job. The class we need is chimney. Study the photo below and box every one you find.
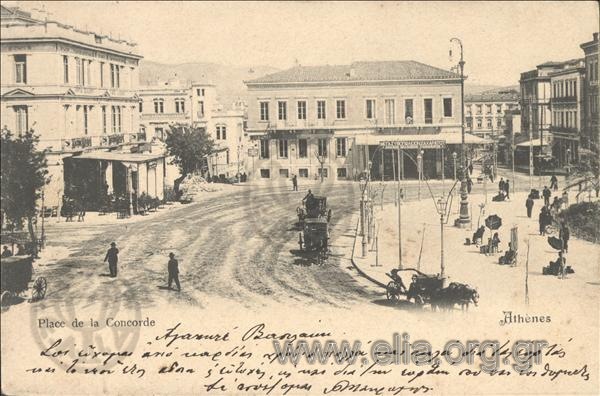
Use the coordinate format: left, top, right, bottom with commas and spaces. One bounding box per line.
594, 32, 599, 42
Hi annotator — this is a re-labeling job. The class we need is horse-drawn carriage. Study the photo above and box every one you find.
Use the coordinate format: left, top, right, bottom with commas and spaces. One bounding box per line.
385, 268, 478, 311
1, 255, 47, 306
297, 194, 331, 263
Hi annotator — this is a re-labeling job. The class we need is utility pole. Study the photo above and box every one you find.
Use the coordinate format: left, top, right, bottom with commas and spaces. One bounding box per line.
450, 37, 470, 228
397, 149, 403, 269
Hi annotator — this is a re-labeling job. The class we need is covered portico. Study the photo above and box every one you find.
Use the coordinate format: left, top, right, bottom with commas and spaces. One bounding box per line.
64, 151, 167, 211
354, 132, 489, 180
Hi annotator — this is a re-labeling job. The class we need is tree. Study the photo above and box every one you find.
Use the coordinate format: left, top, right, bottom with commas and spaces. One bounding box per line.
565, 147, 600, 201
1, 128, 49, 254
164, 124, 214, 193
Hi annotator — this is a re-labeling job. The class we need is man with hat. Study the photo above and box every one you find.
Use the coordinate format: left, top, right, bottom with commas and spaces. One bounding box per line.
104, 242, 119, 277
167, 252, 181, 292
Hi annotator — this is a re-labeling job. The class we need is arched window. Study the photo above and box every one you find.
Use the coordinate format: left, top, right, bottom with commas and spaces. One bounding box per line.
153, 98, 164, 114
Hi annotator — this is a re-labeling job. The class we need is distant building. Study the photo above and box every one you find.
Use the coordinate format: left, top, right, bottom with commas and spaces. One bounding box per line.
549, 59, 585, 167
138, 82, 247, 178
0, 5, 165, 210
244, 61, 487, 182
580, 32, 599, 153
464, 89, 520, 139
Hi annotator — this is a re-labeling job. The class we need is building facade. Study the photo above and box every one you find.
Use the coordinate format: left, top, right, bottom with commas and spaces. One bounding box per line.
580, 32, 599, 152
549, 59, 585, 167
139, 82, 247, 178
0, 5, 165, 209
464, 89, 520, 139
245, 61, 487, 182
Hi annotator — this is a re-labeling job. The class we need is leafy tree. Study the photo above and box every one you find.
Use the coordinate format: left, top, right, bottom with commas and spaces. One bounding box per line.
165, 124, 214, 193
565, 147, 599, 200
1, 128, 49, 253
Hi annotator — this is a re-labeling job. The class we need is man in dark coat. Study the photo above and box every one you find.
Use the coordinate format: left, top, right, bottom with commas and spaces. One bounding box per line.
559, 222, 570, 253
167, 252, 181, 292
498, 178, 505, 194
550, 174, 558, 191
525, 195, 534, 218
104, 242, 119, 277
292, 175, 298, 191
466, 176, 473, 194
504, 179, 510, 199
543, 186, 551, 206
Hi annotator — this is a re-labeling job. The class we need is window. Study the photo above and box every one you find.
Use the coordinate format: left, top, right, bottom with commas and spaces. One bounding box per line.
153, 99, 164, 113
100, 62, 105, 87
477, 118, 482, 128
573, 80, 577, 97
337, 168, 347, 178
138, 101, 143, 113
198, 101, 205, 118
486, 118, 492, 128
110, 64, 120, 88
317, 100, 326, 119
486, 104, 492, 114
14, 55, 27, 84
83, 105, 89, 135
175, 98, 185, 113
298, 168, 308, 178
259, 101, 269, 121
466, 119, 472, 128
14, 106, 28, 134
336, 100, 346, 119
102, 106, 107, 134
466, 105, 472, 115
496, 104, 502, 114
365, 99, 376, 119
75, 58, 82, 85
216, 125, 226, 140
278, 139, 288, 158
63, 56, 69, 83
298, 138, 308, 158
384, 99, 395, 124
317, 138, 328, 157
443, 98, 453, 117
297, 101, 307, 120
476, 105, 482, 115
197, 88, 205, 96
424, 98, 433, 124
497, 118, 502, 128
405, 99, 414, 122
279, 169, 289, 178
278, 101, 287, 120
318, 168, 328, 178
86, 60, 91, 86
260, 169, 270, 178
155, 127, 164, 140
260, 139, 270, 158
336, 137, 347, 157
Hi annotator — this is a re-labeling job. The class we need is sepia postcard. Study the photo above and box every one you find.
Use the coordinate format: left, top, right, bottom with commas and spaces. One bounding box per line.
1, 1, 599, 395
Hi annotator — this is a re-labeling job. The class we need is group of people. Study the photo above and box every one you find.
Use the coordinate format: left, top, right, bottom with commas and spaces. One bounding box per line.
103, 242, 181, 291
497, 178, 511, 200
1, 244, 27, 258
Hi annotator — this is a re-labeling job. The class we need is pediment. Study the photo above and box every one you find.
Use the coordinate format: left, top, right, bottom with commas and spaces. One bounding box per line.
2, 88, 35, 98
64, 88, 77, 96
102, 90, 112, 98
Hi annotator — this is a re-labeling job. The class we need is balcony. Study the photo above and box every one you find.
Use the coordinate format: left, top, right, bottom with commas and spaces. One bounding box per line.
62, 136, 92, 151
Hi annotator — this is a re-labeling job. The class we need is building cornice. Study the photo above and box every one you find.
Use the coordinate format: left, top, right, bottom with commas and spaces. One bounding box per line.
246, 78, 462, 89
1, 37, 143, 60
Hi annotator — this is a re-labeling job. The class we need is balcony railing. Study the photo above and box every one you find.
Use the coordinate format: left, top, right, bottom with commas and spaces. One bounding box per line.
62, 136, 92, 150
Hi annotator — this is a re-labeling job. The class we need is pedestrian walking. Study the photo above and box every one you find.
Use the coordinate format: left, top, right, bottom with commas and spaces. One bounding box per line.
556, 251, 566, 279
504, 179, 510, 200
104, 242, 119, 277
561, 190, 569, 208
538, 209, 547, 236
526, 194, 534, 218
498, 178, 505, 194
550, 174, 558, 191
292, 175, 298, 191
468, 161, 473, 176
559, 221, 570, 253
466, 176, 473, 194
167, 252, 181, 292
543, 186, 551, 206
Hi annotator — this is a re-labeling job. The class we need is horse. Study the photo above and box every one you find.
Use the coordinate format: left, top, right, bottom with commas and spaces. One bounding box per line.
430, 283, 479, 312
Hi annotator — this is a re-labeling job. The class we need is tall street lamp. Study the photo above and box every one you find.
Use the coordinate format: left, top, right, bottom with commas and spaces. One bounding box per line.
452, 151, 457, 180
417, 150, 424, 200
450, 37, 471, 228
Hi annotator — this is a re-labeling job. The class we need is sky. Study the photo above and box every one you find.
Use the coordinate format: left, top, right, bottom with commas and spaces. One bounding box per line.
8, 1, 600, 86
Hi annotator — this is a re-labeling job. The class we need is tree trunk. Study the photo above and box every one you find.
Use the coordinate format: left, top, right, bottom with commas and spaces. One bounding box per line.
27, 216, 38, 258
173, 173, 187, 199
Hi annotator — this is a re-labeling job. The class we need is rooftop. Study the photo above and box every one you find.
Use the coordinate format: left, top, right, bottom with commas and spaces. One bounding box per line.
465, 88, 520, 103
245, 61, 460, 85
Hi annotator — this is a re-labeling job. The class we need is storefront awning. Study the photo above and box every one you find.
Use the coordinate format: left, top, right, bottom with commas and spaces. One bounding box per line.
354, 132, 491, 147
72, 151, 165, 164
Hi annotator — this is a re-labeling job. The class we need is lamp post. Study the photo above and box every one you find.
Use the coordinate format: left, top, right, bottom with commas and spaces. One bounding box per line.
450, 37, 470, 228
417, 150, 423, 200
437, 196, 446, 283
452, 151, 457, 180
359, 178, 367, 257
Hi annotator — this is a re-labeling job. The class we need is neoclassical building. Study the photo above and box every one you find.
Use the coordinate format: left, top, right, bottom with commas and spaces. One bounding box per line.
244, 60, 486, 182
0, 5, 165, 209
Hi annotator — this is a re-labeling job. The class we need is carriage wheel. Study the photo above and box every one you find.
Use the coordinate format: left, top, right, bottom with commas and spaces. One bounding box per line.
386, 282, 399, 301
31, 277, 47, 301
1, 291, 14, 307
414, 295, 425, 306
